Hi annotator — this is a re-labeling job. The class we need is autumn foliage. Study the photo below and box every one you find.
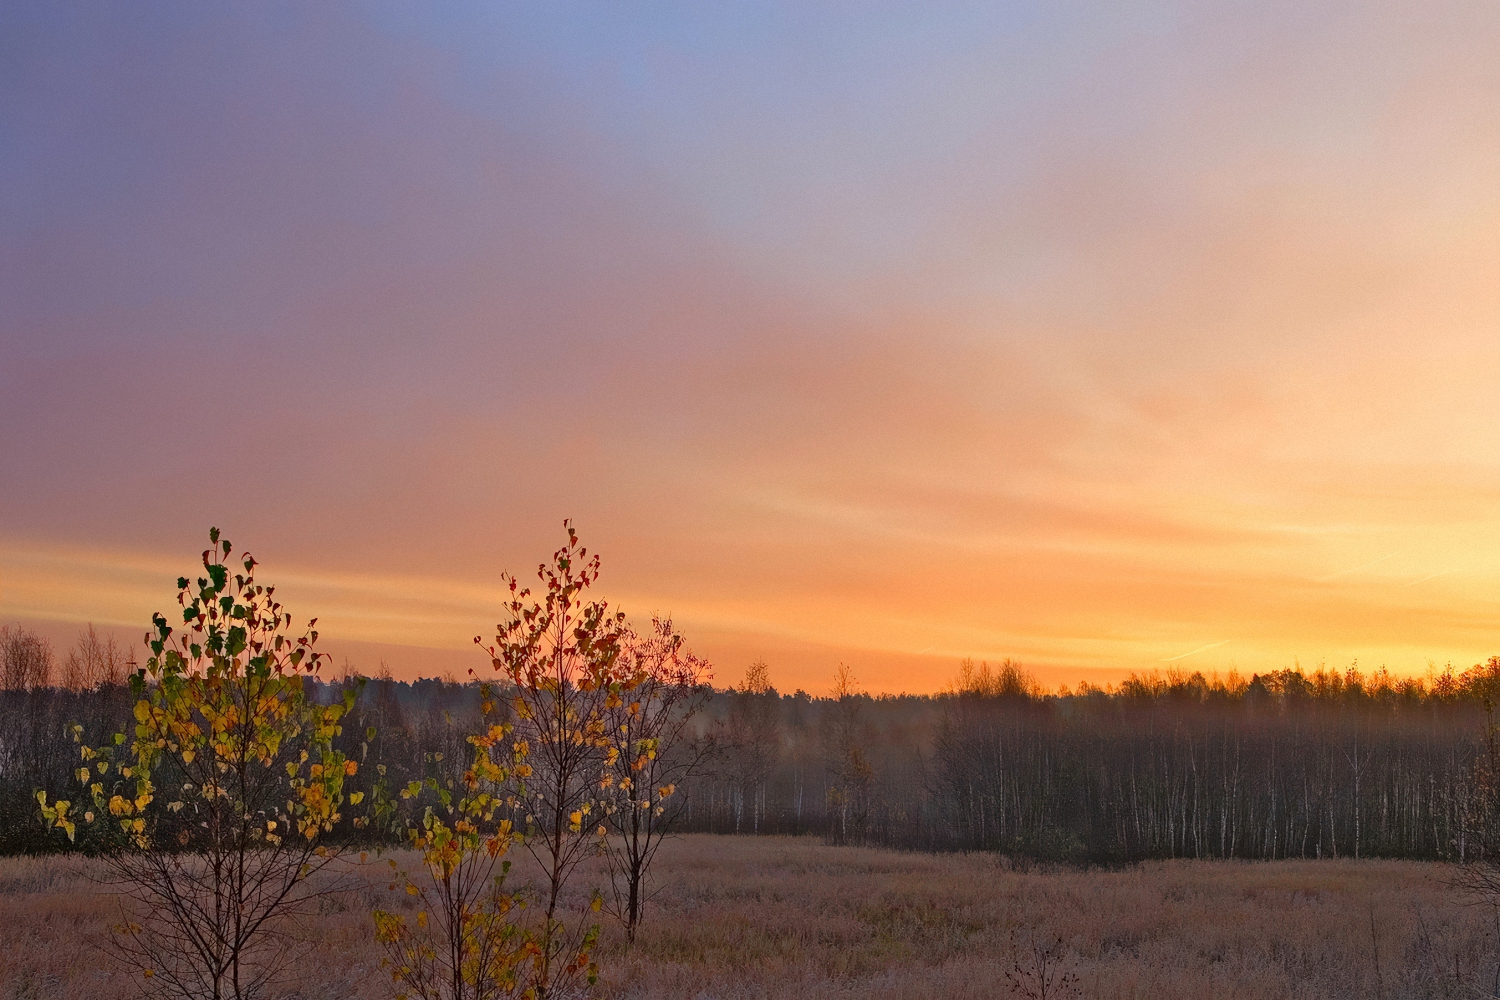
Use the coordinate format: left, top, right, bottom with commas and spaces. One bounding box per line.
599, 616, 712, 941
372, 522, 713, 999
39, 529, 366, 999
473, 522, 634, 997
373, 691, 534, 1000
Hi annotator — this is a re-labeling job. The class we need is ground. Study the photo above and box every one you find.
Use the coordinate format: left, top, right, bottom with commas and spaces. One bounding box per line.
0, 836, 1493, 999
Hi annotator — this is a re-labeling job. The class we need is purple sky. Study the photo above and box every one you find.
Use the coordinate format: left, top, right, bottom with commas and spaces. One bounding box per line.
6, 2, 1500, 692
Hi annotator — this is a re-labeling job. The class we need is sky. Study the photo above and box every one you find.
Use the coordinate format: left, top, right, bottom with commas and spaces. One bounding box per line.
4, 1, 1500, 694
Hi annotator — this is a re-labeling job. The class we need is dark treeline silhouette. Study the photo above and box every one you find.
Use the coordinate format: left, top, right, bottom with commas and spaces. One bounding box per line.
0, 625, 138, 852
9, 622, 1500, 862
680, 658, 1500, 862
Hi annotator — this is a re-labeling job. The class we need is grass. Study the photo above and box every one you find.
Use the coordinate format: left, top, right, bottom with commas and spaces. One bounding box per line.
0, 836, 1495, 998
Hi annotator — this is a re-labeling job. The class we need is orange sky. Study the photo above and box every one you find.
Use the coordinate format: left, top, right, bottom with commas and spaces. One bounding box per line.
4, 3, 1500, 693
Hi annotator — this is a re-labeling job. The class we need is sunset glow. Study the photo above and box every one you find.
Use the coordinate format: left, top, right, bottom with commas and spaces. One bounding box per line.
5, 3, 1500, 692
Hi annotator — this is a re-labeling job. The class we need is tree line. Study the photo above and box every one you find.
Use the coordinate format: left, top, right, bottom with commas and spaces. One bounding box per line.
674, 658, 1500, 863
11, 620, 1500, 864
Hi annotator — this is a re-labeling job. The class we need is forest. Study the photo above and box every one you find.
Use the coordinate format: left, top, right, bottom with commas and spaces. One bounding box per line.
6, 621, 1500, 864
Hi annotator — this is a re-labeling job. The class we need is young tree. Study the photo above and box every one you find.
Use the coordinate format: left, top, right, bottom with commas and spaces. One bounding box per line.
39, 529, 366, 1000
374, 691, 535, 1000
476, 522, 630, 999
600, 617, 712, 942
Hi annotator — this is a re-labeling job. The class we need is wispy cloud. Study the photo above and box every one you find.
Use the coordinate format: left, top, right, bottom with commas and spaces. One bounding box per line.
4, 2, 1500, 691
1315, 552, 1403, 583
1162, 640, 1231, 663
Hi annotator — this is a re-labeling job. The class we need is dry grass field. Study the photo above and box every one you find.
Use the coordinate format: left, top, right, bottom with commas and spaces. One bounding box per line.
0, 836, 1495, 999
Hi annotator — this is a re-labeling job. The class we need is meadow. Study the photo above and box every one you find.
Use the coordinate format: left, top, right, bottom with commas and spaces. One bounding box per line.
1, 835, 1492, 1000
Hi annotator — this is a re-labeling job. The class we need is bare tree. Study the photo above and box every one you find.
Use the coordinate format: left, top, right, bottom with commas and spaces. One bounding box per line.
725, 661, 781, 834
822, 664, 872, 845
951, 658, 1038, 699
0, 626, 52, 690
1456, 698, 1500, 919
60, 623, 129, 690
